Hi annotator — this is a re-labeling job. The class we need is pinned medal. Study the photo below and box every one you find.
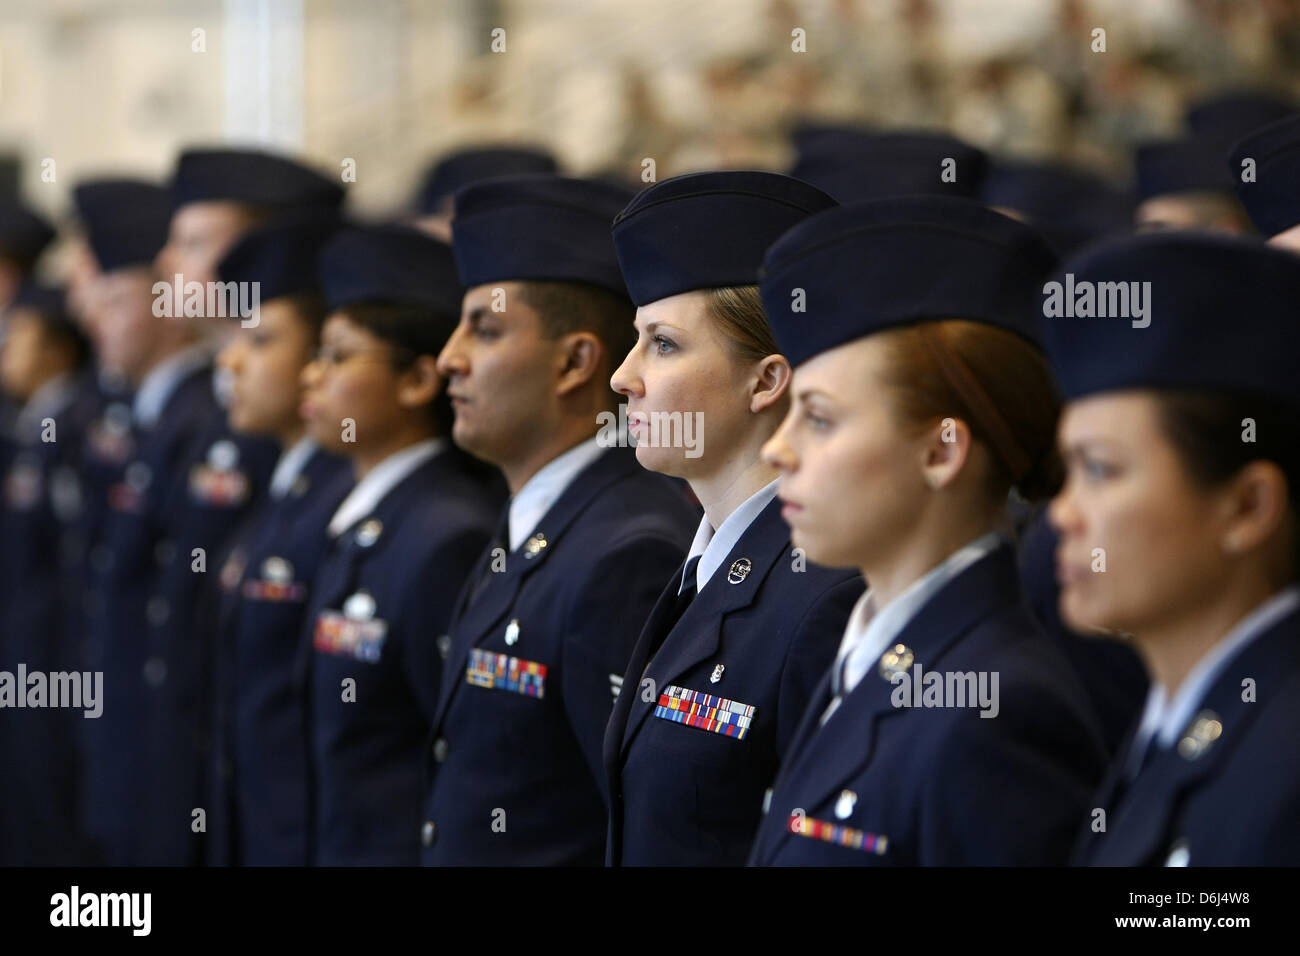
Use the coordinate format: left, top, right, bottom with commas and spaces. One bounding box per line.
727, 558, 751, 584
125, 461, 153, 491
710, 663, 725, 684
524, 533, 548, 559
878, 643, 915, 682
343, 590, 377, 621
504, 618, 520, 646
355, 518, 383, 548
436, 634, 452, 659
835, 789, 858, 820
262, 556, 293, 584
1177, 710, 1222, 760
208, 439, 240, 471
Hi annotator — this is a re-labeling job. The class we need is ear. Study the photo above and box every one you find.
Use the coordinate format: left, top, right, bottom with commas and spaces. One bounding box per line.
749, 354, 792, 414
554, 331, 604, 397
920, 415, 973, 490
1217, 460, 1290, 557
396, 354, 442, 410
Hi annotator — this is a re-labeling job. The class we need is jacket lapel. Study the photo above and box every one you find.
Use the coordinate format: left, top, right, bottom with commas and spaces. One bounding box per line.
1105, 607, 1300, 866
433, 446, 644, 730
764, 544, 1022, 859
619, 497, 791, 755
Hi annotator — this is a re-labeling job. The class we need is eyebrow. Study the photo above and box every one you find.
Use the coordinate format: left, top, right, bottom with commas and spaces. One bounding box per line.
636, 318, 684, 337
466, 305, 494, 324
795, 389, 833, 405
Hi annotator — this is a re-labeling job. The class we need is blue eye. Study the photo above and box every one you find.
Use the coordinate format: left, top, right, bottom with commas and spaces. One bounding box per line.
1081, 458, 1116, 481
651, 334, 676, 355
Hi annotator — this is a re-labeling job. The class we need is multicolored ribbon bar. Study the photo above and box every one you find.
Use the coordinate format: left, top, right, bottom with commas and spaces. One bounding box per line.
788, 813, 888, 855
313, 610, 387, 663
466, 648, 547, 698
652, 684, 755, 740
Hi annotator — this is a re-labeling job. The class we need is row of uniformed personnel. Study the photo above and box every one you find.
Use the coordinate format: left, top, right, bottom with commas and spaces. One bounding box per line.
1, 95, 1299, 866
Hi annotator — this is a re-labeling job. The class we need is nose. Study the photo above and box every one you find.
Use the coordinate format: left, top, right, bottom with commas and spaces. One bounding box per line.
216, 336, 244, 374
760, 408, 798, 473
300, 357, 323, 390
436, 323, 468, 379
609, 344, 640, 398
1047, 474, 1080, 536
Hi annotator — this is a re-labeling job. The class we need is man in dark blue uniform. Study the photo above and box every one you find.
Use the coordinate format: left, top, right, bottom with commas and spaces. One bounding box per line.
78, 180, 214, 866
302, 225, 504, 866
420, 175, 699, 866
0, 283, 94, 865
139, 148, 345, 865
204, 214, 351, 866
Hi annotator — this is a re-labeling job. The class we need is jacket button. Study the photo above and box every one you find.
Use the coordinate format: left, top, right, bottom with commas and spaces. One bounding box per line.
143, 656, 167, 687
146, 596, 170, 626
421, 821, 436, 847
432, 737, 449, 762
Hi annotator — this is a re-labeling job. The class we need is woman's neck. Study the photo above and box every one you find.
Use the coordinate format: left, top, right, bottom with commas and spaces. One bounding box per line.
860, 504, 999, 611
691, 454, 779, 532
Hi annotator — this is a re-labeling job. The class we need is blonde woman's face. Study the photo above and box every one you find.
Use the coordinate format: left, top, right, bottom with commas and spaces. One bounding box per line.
610, 290, 759, 478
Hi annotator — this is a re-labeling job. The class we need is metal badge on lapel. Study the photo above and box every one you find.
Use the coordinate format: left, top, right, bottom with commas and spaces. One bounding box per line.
710, 663, 725, 684
208, 439, 239, 470
343, 589, 377, 621
727, 558, 751, 584
1177, 710, 1222, 760
504, 618, 520, 646
242, 554, 307, 602
355, 519, 383, 548
436, 634, 452, 659
878, 643, 915, 682
524, 532, 548, 559
835, 790, 857, 820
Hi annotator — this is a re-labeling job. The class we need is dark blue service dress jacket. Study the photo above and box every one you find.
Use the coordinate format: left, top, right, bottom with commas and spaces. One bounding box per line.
603, 496, 863, 865
80, 361, 218, 866
420, 446, 699, 866
138, 412, 279, 866
305, 445, 502, 866
207, 446, 353, 866
1074, 599, 1300, 866
748, 543, 1109, 866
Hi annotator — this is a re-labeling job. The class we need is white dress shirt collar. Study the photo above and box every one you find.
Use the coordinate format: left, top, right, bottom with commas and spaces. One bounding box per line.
507, 435, 607, 552
326, 438, 446, 538
1127, 585, 1300, 772
132, 342, 212, 429
268, 437, 320, 500
678, 479, 780, 595
821, 531, 1003, 723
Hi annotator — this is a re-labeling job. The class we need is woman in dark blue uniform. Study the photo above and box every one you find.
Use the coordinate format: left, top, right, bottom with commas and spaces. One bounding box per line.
749, 196, 1108, 866
300, 225, 503, 866
1042, 233, 1300, 866
204, 214, 352, 866
603, 171, 864, 866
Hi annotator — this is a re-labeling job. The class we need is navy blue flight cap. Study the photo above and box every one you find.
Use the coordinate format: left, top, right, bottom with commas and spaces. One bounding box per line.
172, 148, 344, 212
415, 145, 558, 215
1187, 90, 1296, 150
1135, 138, 1235, 200
1040, 232, 1300, 406
8, 281, 68, 321
0, 200, 55, 266
1230, 112, 1300, 237
981, 159, 1134, 255
216, 212, 342, 305
451, 174, 635, 296
789, 130, 988, 204
72, 178, 172, 273
611, 171, 837, 306
759, 195, 1056, 369
319, 223, 463, 318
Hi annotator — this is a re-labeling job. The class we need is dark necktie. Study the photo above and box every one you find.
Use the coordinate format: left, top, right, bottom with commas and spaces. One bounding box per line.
466, 508, 511, 611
